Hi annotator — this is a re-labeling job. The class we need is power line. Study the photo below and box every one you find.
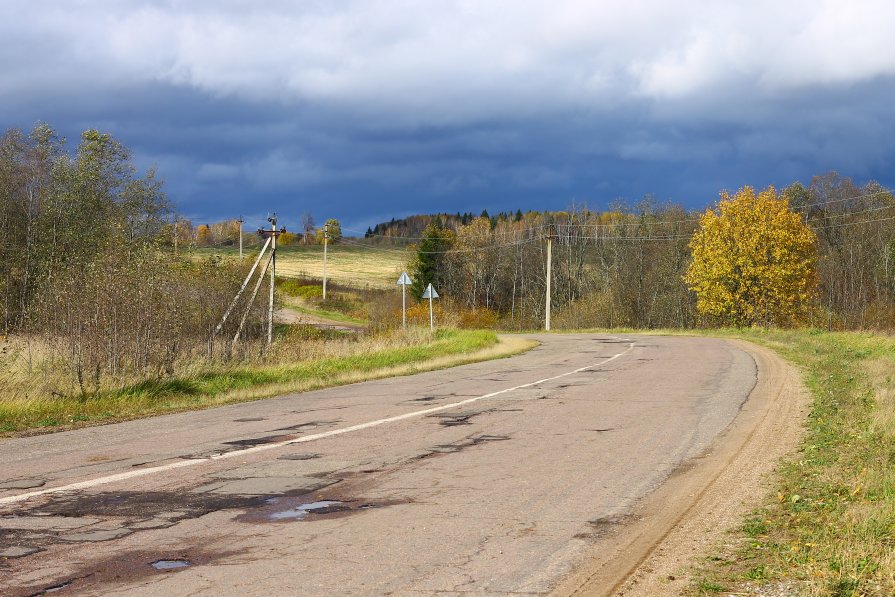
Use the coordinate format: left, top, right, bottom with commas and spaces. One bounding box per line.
339, 236, 543, 254
341, 224, 548, 242
811, 212, 895, 230
806, 201, 895, 223
793, 186, 895, 210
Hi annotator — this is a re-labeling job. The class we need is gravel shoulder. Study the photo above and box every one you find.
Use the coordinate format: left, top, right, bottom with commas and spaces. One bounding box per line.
552, 338, 811, 597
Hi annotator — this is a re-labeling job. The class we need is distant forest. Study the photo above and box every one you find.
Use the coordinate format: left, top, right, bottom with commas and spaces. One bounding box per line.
365, 210, 530, 239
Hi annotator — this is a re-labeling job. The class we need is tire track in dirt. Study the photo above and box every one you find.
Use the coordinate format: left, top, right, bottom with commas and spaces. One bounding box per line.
552, 339, 810, 597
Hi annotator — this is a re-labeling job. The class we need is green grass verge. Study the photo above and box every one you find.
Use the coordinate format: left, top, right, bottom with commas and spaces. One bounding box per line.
680, 328, 895, 596
524, 325, 895, 594
0, 329, 500, 435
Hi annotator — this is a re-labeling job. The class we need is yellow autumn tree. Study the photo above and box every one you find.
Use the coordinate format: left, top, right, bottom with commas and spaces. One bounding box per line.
685, 186, 817, 327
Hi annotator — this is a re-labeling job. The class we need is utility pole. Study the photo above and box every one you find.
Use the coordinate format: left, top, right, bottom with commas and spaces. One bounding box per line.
322, 222, 329, 300
238, 215, 244, 261
545, 228, 556, 331
268, 214, 277, 345
256, 214, 286, 347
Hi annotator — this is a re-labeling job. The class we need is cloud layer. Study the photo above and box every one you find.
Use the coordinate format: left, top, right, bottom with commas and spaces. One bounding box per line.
3, 0, 894, 228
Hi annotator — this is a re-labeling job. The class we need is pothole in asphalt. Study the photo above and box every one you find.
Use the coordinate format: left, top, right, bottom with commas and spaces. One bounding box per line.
269, 500, 347, 520
9, 545, 239, 596
236, 495, 405, 524
233, 417, 266, 422
273, 420, 341, 432
277, 452, 321, 461
221, 434, 295, 448
150, 559, 191, 571
473, 435, 510, 443
37, 580, 72, 594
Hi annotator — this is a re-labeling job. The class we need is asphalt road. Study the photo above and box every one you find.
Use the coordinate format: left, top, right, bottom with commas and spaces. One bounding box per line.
0, 334, 758, 596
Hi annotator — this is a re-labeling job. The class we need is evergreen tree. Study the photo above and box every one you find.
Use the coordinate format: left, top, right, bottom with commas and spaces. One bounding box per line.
410, 220, 454, 298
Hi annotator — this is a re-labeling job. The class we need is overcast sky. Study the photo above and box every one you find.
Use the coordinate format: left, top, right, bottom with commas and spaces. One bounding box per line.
3, 1, 894, 232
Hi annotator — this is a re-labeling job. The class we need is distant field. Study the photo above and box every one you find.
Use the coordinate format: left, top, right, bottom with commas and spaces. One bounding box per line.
193, 243, 410, 290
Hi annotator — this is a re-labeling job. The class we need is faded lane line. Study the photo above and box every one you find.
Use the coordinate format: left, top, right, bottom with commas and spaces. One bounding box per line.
0, 340, 635, 506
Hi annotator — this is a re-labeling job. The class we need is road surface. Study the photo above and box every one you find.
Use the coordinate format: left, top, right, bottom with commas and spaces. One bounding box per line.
0, 334, 801, 596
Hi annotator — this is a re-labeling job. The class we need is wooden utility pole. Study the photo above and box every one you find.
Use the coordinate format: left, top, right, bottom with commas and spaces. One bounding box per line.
267, 214, 277, 345
322, 222, 329, 300
545, 228, 556, 331
237, 215, 244, 260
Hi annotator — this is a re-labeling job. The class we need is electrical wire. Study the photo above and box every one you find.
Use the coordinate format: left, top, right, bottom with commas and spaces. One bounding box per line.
339, 235, 543, 254
806, 201, 895, 223
793, 186, 895, 210
811, 212, 895, 230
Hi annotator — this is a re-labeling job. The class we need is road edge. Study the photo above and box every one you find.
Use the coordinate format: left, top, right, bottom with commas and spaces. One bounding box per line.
550, 338, 811, 597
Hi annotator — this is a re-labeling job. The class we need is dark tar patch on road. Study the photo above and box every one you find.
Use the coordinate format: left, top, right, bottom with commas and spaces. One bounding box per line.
574, 514, 633, 540
427, 410, 487, 426
428, 434, 511, 454
9, 546, 236, 597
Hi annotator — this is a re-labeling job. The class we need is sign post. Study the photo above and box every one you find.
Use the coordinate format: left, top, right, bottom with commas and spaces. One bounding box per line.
396, 272, 412, 328
421, 283, 439, 331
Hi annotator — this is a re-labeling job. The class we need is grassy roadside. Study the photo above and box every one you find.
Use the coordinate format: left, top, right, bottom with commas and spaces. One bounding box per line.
279, 295, 368, 326
677, 329, 895, 596
0, 330, 536, 437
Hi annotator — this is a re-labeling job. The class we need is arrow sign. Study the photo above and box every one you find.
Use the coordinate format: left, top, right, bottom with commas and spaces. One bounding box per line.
423, 283, 439, 330
396, 272, 411, 327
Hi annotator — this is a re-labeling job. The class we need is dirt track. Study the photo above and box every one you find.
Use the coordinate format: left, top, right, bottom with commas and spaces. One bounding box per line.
553, 339, 810, 596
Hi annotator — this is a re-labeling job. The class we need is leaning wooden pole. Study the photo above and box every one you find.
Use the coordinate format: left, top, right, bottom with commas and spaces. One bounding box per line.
232, 254, 273, 348
214, 236, 271, 337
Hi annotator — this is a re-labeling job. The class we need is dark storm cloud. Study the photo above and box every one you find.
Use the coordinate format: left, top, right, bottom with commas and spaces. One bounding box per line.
3, 1, 895, 231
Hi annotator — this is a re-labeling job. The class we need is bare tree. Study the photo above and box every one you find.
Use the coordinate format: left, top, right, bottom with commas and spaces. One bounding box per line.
301, 212, 315, 245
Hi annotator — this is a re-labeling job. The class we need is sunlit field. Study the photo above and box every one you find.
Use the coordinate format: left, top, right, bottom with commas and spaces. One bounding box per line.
193, 243, 410, 290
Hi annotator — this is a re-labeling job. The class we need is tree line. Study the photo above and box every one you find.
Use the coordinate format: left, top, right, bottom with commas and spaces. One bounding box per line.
407, 175, 895, 331
182, 217, 342, 248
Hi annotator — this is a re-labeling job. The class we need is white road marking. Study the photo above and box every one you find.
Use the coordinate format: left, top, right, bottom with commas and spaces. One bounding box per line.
0, 341, 635, 506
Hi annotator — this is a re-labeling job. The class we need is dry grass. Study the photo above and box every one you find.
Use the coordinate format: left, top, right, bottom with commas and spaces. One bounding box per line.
0, 329, 536, 436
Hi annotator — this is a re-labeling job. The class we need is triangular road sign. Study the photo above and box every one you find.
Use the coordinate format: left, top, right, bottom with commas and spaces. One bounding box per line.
422, 283, 439, 299
397, 272, 412, 285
